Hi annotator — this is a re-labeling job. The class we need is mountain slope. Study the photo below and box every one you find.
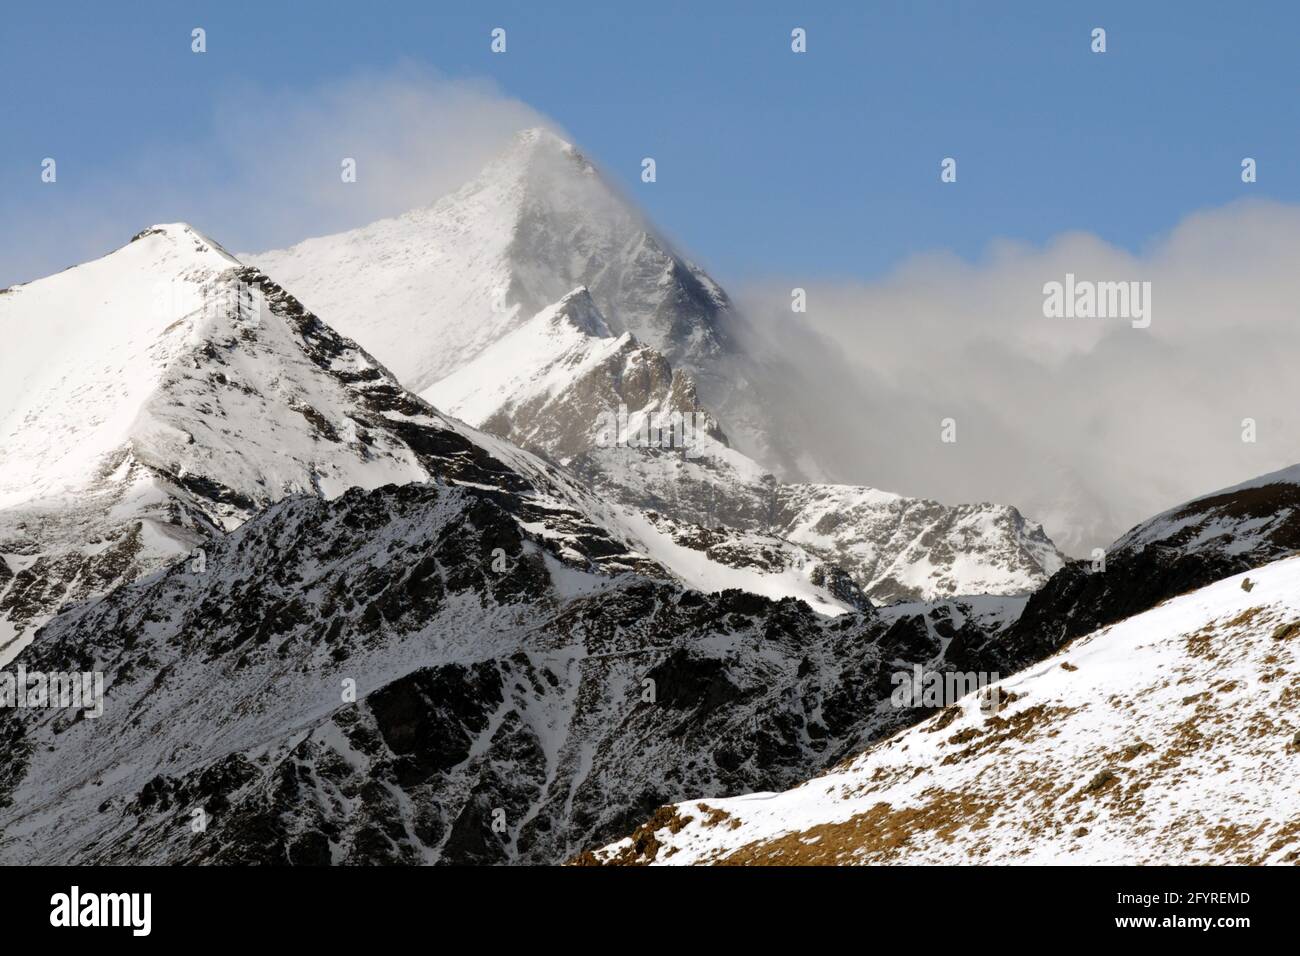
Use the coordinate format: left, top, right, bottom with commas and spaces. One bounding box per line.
1109, 462, 1300, 558
586, 555, 1300, 865
0, 480, 1012, 865
423, 286, 729, 468
426, 289, 1065, 603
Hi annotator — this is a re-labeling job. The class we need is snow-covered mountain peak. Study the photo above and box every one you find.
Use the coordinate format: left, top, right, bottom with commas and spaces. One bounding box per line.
544, 286, 612, 339
249, 127, 735, 395
127, 222, 240, 263
0, 225, 245, 508
484, 126, 597, 183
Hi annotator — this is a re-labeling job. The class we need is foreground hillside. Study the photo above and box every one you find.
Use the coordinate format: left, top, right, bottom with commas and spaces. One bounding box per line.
586, 555, 1300, 865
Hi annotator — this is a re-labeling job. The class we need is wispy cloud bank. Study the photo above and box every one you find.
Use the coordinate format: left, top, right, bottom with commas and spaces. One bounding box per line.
1, 64, 560, 287
736, 199, 1300, 553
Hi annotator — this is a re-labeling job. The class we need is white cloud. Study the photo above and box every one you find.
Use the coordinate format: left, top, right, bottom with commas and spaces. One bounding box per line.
736, 199, 1300, 554
208, 63, 561, 250
0, 64, 560, 286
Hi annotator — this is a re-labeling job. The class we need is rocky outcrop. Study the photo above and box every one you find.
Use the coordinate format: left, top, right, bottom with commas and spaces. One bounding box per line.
995, 464, 1300, 670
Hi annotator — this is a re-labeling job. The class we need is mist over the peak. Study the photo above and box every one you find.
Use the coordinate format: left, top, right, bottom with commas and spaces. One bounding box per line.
0, 65, 564, 288
732, 198, 1300, 554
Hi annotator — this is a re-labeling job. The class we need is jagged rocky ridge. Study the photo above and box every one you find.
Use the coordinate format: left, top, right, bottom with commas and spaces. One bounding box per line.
424, 287, 729, 471
426, 287, 1066, 604
995, 463, 1300, 671
0, 480, 1008, 865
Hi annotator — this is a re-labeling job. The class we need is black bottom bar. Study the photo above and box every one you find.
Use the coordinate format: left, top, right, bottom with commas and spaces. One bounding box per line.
4, 865, 1282, 941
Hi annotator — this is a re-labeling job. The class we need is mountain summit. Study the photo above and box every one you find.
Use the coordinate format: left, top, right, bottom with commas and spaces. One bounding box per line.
251, 127, 735, 400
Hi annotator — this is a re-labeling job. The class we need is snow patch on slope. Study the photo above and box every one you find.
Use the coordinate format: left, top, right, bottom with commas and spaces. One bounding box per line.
423, 287, 624, 432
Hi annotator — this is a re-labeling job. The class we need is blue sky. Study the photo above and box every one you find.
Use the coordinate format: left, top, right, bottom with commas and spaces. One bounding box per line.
3, 0, 1298, 286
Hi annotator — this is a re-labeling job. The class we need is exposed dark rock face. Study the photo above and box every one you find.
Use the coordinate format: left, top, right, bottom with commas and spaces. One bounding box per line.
996, 551, 1251, 670
809, 562, 875, 613
992, 470, 1300, 670
469, 289, 729, 470
0, 510, 165, 662
0, 481, 1003, 865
